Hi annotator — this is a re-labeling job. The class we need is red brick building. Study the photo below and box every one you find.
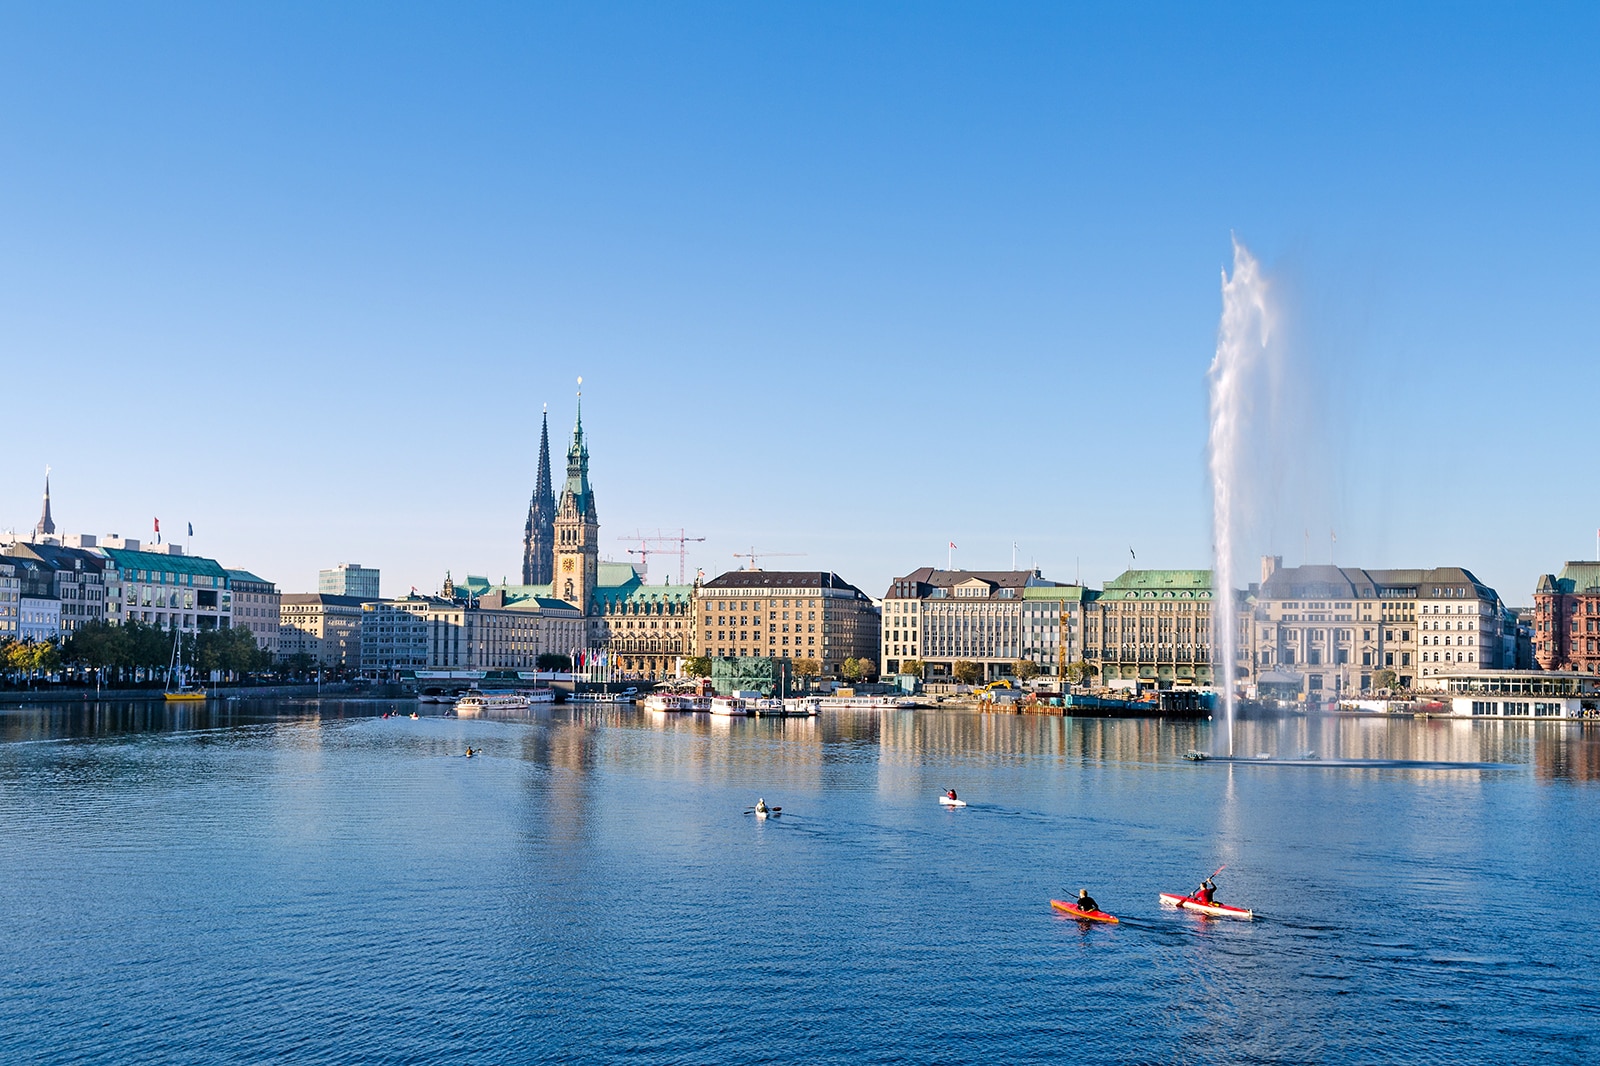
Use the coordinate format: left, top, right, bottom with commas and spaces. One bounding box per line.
1533, 563, 1600, 673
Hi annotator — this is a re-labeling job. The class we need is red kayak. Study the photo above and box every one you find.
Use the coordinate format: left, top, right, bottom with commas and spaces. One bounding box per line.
1158, 892, 1254, 920
1050, 899, 1120, 923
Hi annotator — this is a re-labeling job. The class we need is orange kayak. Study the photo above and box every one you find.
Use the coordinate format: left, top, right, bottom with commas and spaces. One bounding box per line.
1050, 899, 1120, 923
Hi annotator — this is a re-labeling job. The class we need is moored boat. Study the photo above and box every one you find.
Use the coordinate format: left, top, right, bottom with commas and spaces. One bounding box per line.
1158, 892, 1254, 920
710, 696, 751, 716
1050, 899, 1120, 923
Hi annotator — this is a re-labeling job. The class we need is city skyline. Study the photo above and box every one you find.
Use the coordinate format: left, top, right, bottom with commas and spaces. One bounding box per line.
3, 6, 1597, 604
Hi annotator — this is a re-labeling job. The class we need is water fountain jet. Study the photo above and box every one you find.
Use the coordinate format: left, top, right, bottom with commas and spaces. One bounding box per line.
1208, 237, 1274, 756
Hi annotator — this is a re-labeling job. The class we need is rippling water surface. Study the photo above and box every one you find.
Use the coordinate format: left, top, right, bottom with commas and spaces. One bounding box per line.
2, 700, 1598, 1064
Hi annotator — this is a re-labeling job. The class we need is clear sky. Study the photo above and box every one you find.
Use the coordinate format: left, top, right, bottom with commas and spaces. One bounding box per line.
2, 3, 1595, 605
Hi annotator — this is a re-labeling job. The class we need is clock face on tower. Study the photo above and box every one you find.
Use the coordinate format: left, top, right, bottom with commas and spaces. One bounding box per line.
562, 557, 576, 573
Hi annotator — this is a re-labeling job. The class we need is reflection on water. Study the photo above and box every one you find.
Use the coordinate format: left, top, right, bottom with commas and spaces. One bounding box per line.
3, 699, 1599, 1065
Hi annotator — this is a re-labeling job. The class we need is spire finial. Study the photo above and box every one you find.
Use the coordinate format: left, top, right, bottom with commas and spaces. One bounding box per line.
34, 466, 56, 537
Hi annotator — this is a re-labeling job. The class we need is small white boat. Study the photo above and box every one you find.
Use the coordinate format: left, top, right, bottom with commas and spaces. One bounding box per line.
938, 795, 967, 807
710, 696, 751, 716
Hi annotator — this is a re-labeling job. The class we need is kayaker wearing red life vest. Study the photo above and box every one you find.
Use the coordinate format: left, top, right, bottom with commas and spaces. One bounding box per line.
1194, 877, 1217, 904
946, 789, 958, 801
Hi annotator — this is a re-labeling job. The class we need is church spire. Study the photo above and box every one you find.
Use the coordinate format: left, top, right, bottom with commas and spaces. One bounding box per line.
34, 468, 55, 538
522, 406, 556, 584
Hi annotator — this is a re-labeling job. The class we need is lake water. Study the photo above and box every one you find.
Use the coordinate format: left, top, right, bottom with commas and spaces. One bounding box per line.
2, 699, 1598, 1065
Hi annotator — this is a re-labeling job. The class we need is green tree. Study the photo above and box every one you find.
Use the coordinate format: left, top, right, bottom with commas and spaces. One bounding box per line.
1373, 668, 1398, 692
682, 656, 713, 678
792, 658, 822, 680
1013, 659, 1041, 681
841, 657, 863, 682
899, 658, 924, 678
64, 620, 120, 672
1064, 659, 1090, 685
31, 641, 61, 677
856, 657, 877, 682
537, 652, 572, 671
952, 660, 983, 686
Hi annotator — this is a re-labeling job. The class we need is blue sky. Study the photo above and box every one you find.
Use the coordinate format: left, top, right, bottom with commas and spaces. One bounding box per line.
2, 3, 1595, 604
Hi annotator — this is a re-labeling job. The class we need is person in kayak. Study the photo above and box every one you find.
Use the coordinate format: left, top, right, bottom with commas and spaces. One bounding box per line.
1075, 889, 1099, 913
755, 798, 768, 814
946, 789, 958, 801
1194, 877, 1217, 904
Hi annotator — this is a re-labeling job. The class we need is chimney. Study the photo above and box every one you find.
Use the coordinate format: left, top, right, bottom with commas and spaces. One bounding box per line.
1261, 555, 1282, 584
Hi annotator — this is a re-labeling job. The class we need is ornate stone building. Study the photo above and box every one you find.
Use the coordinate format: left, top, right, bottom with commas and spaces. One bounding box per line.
1082, 569, 1218, 690
1533, 562, 1600, 674
521, 410, 556, 586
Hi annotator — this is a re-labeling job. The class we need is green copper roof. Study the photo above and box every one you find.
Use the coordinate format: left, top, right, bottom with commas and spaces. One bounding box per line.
1023, 585, 1089, 603
1554, 562, 1600, 594
100, 547, 229, 581
1097, 568, 1214, 601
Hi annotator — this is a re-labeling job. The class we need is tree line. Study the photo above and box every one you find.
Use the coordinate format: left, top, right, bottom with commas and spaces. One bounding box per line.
0, 620, 272, 686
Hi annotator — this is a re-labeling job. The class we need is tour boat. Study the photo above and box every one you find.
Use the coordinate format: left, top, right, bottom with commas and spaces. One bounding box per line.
938, 795, 967, 807
454, 691, 532, 715
814, 695, 916, 710
642, 693, 692, 712
710, 696, 751, 716
1050, 899, 1120, 923
1158, 892, 1254, 920
782, 697, 822, 717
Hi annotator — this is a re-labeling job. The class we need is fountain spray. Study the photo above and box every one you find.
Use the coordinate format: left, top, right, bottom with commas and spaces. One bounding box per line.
1208, 237, 1273, 756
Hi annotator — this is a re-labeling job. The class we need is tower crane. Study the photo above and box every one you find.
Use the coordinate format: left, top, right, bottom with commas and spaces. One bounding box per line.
733, 548, 807, 571
618, 529, 707, 584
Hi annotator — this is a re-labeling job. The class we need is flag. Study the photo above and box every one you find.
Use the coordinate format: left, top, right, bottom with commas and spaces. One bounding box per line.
1129, 547, 1136, 560
949, 541, 957, 549
154, 517, 161, 544
187, 522, 194, 537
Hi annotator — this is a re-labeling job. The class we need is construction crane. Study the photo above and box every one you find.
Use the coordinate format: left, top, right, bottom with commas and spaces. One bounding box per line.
619, 529, 707, 584
733, 548, 806, 571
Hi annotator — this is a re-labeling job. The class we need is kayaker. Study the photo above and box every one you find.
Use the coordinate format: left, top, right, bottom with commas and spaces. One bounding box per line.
946, 789, 958, 801
1076, 889, 1099, 912
755, 798, 768, 814
1195, 877, 1217, 904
